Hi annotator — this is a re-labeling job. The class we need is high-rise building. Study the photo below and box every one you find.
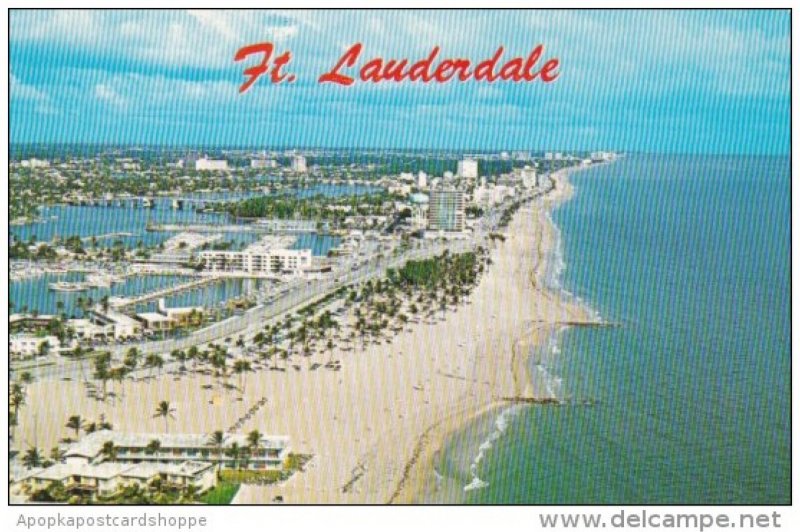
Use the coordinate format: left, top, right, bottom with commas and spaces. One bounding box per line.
417, 171, 428, 188
457, 158, 479, 179
428, 186, 465, 232
520, 165, 538, 188
291, 155, 307, 173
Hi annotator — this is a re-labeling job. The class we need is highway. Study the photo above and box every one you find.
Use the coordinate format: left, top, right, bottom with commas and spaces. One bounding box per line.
13, 182, 552, 383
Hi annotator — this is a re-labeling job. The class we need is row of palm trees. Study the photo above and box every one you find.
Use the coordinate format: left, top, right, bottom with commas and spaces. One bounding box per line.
67, 426, 265, 472
205, 249, 492, 374
66, 250, 488, 435
64, 413, 114, 441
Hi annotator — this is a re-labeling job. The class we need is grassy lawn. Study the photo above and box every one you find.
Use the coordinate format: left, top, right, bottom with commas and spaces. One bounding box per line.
219, 470, 284, 484
217, 454, 314, 486
201, 482, 240, 505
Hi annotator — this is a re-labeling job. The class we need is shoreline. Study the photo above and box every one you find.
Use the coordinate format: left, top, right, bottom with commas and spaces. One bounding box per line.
12, 166, 599, 505
389, 166, 595, 504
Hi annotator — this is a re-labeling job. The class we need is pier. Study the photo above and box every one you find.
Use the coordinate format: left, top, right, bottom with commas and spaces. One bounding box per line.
111, 277, 216, 308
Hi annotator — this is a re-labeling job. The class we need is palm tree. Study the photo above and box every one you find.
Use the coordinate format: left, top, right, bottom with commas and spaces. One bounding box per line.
232, 359, 252, 392
144, 353, 164, 378
101, 440, 118, 461
153, 401, 176, 433
226, 442, 242, 470
171, 349, 187, 371
187, 345, 200, 371
247, 430, 262, 457
145, 439, 161, 456
110, 367, 127, 399
207, 430, 225, 459
66, 415, 83, 440
211, 351, 228, 389
123, 347, 140, 376
50, 446, 65, 463
93, 352, 112, 400
22, 447, 43, 469
19, 371, 34, 387
10, 383, 26, 422
326, 339, 335, 364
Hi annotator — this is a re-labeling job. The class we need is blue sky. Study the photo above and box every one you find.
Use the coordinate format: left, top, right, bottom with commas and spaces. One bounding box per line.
9, 10, 790, 154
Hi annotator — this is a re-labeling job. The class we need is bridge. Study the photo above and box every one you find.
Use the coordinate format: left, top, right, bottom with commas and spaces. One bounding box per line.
65, 196, 233, 210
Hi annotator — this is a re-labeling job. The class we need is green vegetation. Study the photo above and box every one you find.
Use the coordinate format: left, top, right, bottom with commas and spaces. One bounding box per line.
200, 482, 241, 505
217, 453, 313, 486
224, 192, 396, 221
389, 250, 483, 290
29, 479, 205, 505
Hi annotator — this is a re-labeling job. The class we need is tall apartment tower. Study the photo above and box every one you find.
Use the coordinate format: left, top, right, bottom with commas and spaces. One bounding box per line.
428, 186, 466, 232
457, 158, 479, 179
291, 155, 307, 173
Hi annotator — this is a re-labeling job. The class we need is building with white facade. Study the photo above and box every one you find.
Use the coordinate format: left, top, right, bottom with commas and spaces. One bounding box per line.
10, 334, 60, 358
457, 158, 479, 179
89, 309, 143, 339
591, 151, 618, 162
518, 165, 538, 188
20, 158, 51, 168
62, 430, 290, 471
20, 460, 217, 499
473, 184, 516, 207
251, 158, 278, 169
291, 155, 307, 173
199, 237, 312, 277
428, 186, 466, 232
195, 157, 229, 171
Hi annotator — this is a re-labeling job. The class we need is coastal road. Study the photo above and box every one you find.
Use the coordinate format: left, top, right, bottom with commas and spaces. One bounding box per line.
16, 238, 478, 382
16, 182, 553, 382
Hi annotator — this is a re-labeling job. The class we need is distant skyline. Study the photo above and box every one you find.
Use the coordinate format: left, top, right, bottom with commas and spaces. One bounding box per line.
9, 10, 791, 155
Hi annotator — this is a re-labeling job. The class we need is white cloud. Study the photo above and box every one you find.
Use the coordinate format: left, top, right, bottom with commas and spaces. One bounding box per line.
10, 72, 47, 101
94, 83, 127, 108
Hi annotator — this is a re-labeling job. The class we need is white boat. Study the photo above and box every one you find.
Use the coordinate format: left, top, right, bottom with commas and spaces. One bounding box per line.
48, 281, 88, 292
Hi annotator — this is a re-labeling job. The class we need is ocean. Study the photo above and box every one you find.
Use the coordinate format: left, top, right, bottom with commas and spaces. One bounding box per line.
425, 154, 790, 504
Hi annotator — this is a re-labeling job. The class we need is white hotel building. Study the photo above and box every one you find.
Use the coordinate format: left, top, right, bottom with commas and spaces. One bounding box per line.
195, 157, 229, 171
199, 237, 312, 277
457, 158, 479, 179
61, 430, 291, 471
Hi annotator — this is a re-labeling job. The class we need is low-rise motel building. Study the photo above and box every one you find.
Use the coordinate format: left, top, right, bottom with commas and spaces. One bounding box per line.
9, 334, 61, 359
62, 430, 290, 470
16, 461, 217, 500
11, 430, 291, 501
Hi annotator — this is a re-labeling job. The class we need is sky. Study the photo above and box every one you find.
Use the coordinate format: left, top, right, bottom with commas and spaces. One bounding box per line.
9, 10, 791, 154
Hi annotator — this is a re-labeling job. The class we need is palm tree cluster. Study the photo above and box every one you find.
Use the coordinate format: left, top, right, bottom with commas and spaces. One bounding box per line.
342, 248, 490, 346
224, 191, 397, 224
10, 371, 36, 447
64, 413, 114, 442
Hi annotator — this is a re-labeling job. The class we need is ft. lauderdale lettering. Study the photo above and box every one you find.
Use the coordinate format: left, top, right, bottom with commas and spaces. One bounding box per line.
235, 42, 560, 92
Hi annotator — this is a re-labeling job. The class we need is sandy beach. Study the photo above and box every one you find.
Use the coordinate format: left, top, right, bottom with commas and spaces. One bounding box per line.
14, 168, 597, 504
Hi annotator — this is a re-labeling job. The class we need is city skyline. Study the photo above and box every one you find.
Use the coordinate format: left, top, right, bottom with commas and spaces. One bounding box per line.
10, 10, 791, 154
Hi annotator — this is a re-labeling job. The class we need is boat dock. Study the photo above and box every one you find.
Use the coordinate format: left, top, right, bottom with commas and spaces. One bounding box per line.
111, 277, 217, 308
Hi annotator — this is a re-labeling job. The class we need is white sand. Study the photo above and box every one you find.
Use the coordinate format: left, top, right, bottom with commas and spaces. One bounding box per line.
15, 169, 596, 504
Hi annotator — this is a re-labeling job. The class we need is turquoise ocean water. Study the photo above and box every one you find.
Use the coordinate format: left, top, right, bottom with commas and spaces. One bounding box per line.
425, 155, 790, 504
